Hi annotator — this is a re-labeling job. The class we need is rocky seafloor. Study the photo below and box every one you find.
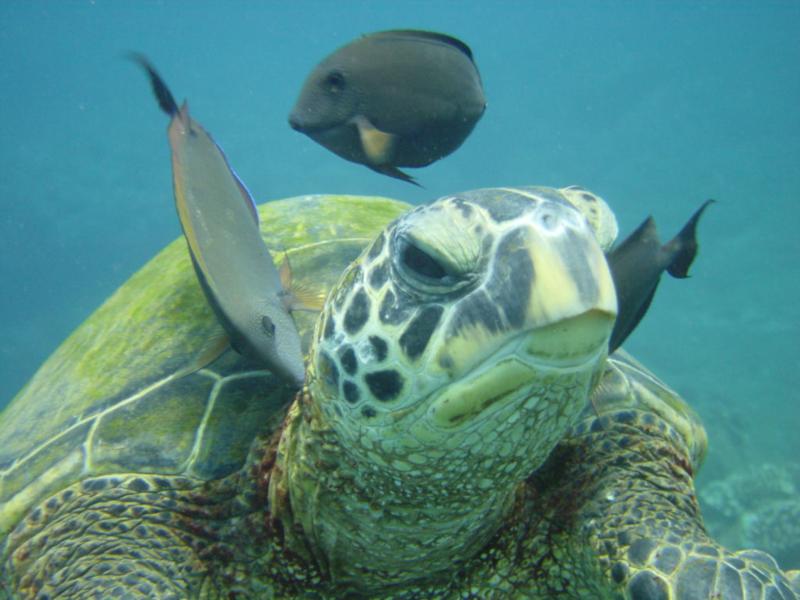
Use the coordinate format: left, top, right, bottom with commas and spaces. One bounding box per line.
700, 461, 800, 571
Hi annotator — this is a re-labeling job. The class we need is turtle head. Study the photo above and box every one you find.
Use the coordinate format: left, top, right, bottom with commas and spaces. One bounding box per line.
309, 187, 617, 486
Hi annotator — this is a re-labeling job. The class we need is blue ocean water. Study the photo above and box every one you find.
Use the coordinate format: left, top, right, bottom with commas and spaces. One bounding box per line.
1, 0, 798, 569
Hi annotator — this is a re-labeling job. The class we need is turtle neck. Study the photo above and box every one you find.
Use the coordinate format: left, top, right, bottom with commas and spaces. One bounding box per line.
268, 366, 595, 594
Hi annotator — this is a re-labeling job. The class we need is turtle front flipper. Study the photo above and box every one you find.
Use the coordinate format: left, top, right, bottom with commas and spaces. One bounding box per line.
1, 474, 232, 599
538, 352, 799, 599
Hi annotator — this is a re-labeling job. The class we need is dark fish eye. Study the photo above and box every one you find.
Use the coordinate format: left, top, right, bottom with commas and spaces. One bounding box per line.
261, 315, 276, 338
324, 70, 345, 93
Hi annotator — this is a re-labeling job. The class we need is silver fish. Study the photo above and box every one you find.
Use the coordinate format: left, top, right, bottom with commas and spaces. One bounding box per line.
132, 54, 305, 387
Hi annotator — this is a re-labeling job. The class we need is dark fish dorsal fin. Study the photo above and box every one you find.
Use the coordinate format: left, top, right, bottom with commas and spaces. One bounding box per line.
373, 30, 476, 63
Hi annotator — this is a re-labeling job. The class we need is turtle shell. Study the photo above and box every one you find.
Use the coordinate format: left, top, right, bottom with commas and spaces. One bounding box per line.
0, 194, 409, 536
0, 186, 621, 539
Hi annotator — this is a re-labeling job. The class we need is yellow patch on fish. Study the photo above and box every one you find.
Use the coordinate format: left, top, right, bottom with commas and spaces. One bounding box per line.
356, 117, 396, 165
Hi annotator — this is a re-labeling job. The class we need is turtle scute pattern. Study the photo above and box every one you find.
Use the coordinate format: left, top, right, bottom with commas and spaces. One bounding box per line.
563, 352, 800, 600
0, 194, 410, 597
0, 194, 410, 536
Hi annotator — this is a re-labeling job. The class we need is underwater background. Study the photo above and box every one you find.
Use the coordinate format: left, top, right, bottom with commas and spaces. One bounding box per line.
1, 0, 798, 569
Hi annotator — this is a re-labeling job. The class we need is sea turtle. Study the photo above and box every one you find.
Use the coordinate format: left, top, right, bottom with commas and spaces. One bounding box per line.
1, 187, 797, 599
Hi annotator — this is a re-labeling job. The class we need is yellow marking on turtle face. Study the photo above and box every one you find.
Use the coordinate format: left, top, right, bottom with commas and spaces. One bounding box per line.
526, 310, 615, 364
430, 358, 536, 428
427, 198, 616, 385
433, 321, 496, 379
527, 229, 617, 325
529, 247, 581, 324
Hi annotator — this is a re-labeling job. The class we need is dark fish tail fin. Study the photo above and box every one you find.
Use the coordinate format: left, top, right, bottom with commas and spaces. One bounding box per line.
665, 199, 715, 278
128, 52, 179, 117
370, 164, 423, 187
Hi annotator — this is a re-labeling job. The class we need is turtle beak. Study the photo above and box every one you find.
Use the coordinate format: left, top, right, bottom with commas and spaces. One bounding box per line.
428, 308, 613, 429
524, 309, 615, 366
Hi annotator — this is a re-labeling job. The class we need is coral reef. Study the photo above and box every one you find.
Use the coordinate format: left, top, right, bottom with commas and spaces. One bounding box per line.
699, 462, 800, 570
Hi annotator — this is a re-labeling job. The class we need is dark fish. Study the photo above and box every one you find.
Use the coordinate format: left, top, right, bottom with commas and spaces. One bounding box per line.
289, 30, 486, 185
607, 200, 714, 353
130, 54, 305, 387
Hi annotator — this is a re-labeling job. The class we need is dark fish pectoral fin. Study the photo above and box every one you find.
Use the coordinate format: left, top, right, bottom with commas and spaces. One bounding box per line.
355, 116, 396, 165
370, 164, 423, 187
665, 199, 715, 278
128, 52, 179, 117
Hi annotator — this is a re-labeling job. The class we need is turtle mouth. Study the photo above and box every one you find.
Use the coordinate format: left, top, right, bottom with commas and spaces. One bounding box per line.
427, 309, 612, 429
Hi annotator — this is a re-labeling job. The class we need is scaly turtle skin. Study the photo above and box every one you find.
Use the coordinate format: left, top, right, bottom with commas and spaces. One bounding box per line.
1, 188, 797, 599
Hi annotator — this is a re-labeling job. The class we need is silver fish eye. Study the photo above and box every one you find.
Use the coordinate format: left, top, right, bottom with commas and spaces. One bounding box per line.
261, 315, 276, 338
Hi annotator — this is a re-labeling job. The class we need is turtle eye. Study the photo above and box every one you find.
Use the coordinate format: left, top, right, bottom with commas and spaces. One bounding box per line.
325, 70, 345, 93
401, 243, 447, 280
395, 236, 469, 296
